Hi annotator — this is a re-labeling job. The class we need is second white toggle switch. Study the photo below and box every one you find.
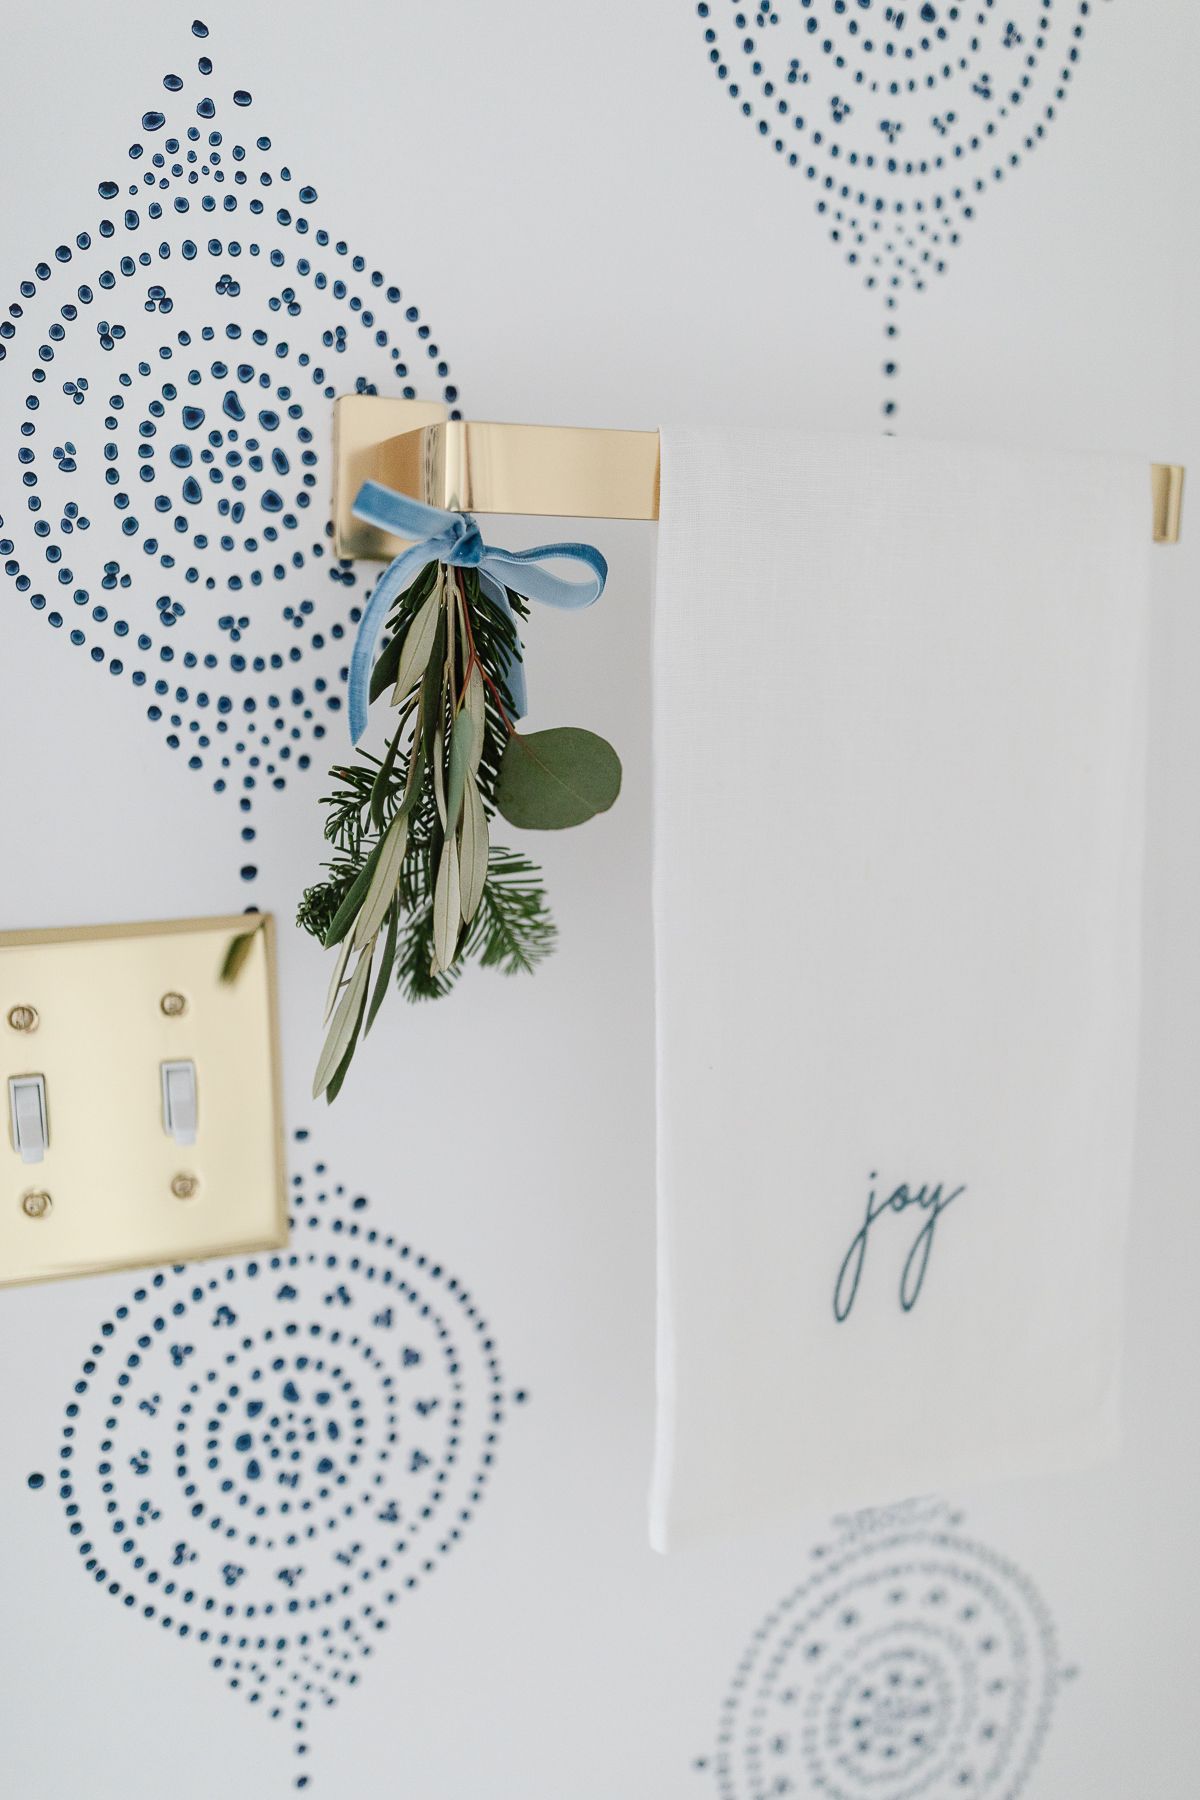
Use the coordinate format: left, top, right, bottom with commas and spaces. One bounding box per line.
9, 1075, 49, 1164
161, 1060, 198, 1146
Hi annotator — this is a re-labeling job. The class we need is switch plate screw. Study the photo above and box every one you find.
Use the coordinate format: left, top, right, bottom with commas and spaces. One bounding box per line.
171, 1173, 199, 1200
7, 1005, 38, 1033
21, 1191, 52, 1219
160, 992, 187, 1018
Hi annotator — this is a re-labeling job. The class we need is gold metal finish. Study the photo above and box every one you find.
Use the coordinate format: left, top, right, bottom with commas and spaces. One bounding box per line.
332, 396, 655, 558
332, 395, 452, 562
1152, 463, 1185, 545
332, 395, 1184, 559
376, 416, 661, 525
0, 914, 287, 1287
7, 1005, 38, 1033
160, 991, 187, 1018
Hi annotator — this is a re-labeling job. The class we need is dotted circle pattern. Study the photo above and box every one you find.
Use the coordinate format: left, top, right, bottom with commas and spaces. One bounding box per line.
696, 0, 1091, 291
696, 0, 1093, 420
698, 1502, 1069, 1799
42, 1138, 522, 1790
0, 20, 459, 878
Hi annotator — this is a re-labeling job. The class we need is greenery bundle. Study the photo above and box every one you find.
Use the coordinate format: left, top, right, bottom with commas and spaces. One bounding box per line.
298, 561, 621, 1099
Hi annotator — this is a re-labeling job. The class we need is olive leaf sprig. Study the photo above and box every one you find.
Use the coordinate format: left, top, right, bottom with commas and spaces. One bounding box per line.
297, 560, 621, 1100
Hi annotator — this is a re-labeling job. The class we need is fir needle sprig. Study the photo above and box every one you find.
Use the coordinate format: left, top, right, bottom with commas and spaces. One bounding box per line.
298, 560, 621, 1100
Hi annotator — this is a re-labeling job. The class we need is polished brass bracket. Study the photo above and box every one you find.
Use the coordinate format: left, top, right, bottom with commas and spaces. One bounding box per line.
332, 395, 1183, 561
1152, 461, 1186, 546
333, 397, 660, 560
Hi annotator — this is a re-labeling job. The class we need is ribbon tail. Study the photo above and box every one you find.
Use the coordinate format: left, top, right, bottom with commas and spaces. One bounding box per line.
477, 571, 528, 720
347, 542, 437, 744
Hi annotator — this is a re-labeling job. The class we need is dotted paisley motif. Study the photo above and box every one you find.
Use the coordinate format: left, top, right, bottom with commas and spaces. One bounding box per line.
0, 19, 458, 880
33, 1141, 522, 1789
697, 1501, 1073, 1799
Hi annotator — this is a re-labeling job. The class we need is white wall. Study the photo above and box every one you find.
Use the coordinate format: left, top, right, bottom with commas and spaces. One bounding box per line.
0, 3, 1196, 1795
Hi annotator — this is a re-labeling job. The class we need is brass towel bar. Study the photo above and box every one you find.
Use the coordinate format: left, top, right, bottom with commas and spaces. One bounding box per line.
331, 395, 1185, 562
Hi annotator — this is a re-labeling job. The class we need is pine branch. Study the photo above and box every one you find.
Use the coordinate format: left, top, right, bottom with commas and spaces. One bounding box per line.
466, 850, 558, 976
297, 858, 363, 943
394, 899, 461, 1002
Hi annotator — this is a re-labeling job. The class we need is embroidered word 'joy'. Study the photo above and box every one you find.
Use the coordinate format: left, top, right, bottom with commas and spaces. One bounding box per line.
833, 1175, 967, 1323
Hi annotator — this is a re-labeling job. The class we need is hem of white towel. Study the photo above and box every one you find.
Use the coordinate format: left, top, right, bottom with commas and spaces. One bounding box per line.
649, 1404, 1122, 1554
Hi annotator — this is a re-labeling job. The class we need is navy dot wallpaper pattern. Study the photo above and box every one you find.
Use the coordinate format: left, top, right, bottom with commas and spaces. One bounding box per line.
694, 0, 1093, 417
696, 1502, 1072, 1799
33, 1137, 522, 1792
2, 27, 504, 1791
0, 17, 458, 890
0, 13, 1087, 1797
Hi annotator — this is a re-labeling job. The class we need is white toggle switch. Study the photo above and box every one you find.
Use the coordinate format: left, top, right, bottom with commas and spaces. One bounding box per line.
9, 1075, 49, 1164
161, 1060, 198, 1146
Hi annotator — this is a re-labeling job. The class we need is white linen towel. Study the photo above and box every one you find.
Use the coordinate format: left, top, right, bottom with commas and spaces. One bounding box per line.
651, 428, 1150, 1550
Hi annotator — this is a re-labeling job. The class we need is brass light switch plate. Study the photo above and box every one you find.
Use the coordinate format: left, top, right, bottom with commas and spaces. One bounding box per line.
0, 914, 287, 1287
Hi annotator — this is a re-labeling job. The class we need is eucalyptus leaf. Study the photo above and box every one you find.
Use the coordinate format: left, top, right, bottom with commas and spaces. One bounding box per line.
459, 771, 490, 922
432, 836, 462, 970
446, 709, 474, 839
352, 806, 409, 950
392, 580, 441, 705
312, 946, 372, 1099
495, 727, 622, 830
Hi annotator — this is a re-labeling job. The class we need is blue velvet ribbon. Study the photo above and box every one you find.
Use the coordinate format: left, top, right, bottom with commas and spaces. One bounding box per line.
347, 480, 608, 744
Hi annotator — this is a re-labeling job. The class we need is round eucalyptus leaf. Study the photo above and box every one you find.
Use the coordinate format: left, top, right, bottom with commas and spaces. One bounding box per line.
496, 727, 622, 830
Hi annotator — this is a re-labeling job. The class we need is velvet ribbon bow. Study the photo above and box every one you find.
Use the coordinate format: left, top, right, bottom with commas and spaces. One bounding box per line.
347, 480, 608, 744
